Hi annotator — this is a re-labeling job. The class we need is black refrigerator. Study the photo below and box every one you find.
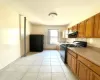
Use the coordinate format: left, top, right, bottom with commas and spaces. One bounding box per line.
30, 35, 44, 52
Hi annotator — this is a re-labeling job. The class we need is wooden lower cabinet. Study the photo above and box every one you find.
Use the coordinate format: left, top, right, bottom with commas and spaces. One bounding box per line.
68, 53, 72, 67
67, 53, 77, 74
77, 61, 100, 80
71, 56, 77, 73
77, 61, 90, 80
90, 71, 100, 80
67, 49, 100, 80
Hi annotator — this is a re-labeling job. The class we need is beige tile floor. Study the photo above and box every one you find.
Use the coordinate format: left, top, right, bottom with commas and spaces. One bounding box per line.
0, 50, 78, 80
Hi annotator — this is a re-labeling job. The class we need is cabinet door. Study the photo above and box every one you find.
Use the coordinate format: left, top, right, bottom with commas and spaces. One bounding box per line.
85, 16, 94, 38
67, 53, 72, 67
94, 13, 100, 37
71, 56, 77, 74
78, 21, 86, 37
74, 25, 78, 31
90, 71, 100, 80
72, 26, 74, 32
98, 13, 100, 37
77, 61, 90, 80
72, 25, 78, 32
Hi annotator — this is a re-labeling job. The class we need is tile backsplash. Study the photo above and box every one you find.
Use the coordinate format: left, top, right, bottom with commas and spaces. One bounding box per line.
66, 38, 87, 43
66, 38, 100, 48
87, 38, 100, 48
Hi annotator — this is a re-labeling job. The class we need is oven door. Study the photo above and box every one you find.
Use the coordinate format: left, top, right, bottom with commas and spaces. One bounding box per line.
60, 45, 66, 63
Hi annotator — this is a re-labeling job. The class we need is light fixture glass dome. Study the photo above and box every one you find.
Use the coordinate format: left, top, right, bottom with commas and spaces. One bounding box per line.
48, 12, 58, 17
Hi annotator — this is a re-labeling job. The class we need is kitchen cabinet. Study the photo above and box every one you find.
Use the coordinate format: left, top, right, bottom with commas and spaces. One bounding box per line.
94, 13, 100, 37
78, 55, 100, 76
67, 48, 100, 80
67, 50, 77, 74
72, 25, 78, 32
94, 13, 100, 38
68, 13, 100, 38
72, 26, 74, 31
77, 61, 90, 80
85, 16, 94, 38
77, 59, 100, 80
71, 56, 77, 74
68, 53, 72, 67
98, 16, 100, 37
77, 55, 100, 80
90, 71, 100, 80
78, 21, 86, 37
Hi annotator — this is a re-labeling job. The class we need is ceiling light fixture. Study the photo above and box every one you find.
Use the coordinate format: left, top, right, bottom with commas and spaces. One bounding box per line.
48, 12, 58, 17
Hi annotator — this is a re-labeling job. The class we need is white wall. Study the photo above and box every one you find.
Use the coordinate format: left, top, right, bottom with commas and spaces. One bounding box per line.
0, 4, 31, 70
19, 15, 25, 56
0, 5, 21, 69
30, 25, 66, 49
26, 20, 31, 53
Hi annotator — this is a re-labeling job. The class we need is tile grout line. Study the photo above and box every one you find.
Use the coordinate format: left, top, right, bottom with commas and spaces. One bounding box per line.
19, 66, 32, 80
56, 51, 68, 80
20, 54, 44, 80
2, 50, 70, 80
36, 58, 44, 80
61, 65, 69, 80
50, 52, 52, 80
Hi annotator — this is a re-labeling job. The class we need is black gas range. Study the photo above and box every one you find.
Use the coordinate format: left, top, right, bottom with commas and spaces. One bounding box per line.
59, 41, 87, 63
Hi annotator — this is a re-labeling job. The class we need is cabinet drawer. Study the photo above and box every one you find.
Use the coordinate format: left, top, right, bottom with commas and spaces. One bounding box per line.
78, 56, 100, 76
68, 49, 77, 58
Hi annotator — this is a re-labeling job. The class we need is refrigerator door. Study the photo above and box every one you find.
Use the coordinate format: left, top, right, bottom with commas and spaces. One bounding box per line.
30, 35, 44, 52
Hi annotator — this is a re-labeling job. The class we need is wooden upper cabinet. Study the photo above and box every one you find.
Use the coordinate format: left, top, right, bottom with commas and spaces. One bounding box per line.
94, 13, 100, 38
97, 13, 100, 37
90, 71, 100, 80
78, 21, 86, 38
85, 16, 94, 38
72, 25, 78, 32
68, 13, 100, 38
72, 26, 74, 31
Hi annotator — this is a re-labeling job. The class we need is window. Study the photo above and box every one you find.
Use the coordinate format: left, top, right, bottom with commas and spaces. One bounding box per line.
48, 29, 59, 44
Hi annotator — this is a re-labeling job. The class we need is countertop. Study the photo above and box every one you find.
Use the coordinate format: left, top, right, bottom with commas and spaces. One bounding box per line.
68, 47, 100, 66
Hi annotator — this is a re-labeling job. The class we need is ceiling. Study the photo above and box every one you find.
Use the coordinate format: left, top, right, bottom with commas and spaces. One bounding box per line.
1, 0, 100, 25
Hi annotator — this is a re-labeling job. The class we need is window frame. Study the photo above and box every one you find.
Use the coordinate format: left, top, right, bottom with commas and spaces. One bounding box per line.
48, 29, 59, 45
